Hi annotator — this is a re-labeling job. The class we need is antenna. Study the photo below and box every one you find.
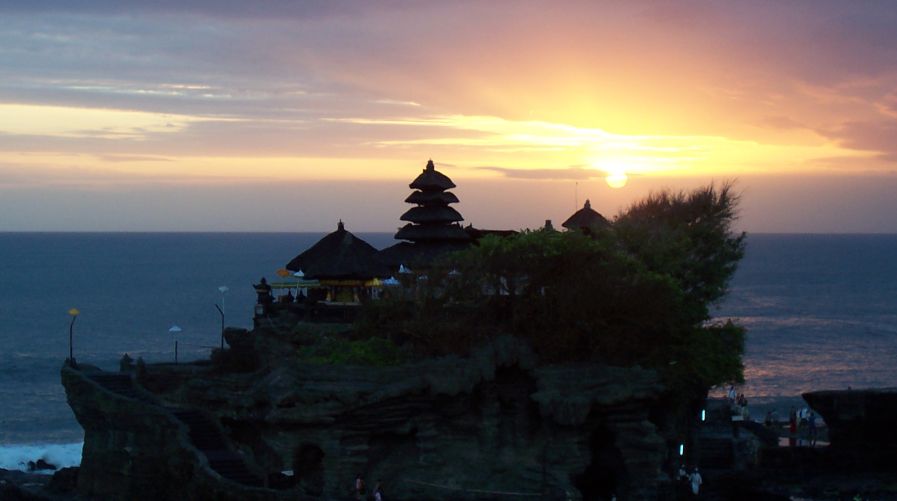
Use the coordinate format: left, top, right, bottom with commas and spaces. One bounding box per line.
575, 182, 579, 210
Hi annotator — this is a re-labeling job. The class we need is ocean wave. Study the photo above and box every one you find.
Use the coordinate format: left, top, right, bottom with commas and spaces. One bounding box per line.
719, 315, 897, 335
0, 442, 82, 473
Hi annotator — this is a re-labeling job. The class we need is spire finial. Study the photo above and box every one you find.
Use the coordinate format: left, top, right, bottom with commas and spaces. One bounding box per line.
584, 199, 591, 209
426, 159, 435, 171
337, 219, 345, 231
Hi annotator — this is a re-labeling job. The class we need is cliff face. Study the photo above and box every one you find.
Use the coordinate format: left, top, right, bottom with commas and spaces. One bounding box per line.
64, 334, 670, 500
62, 365, 284, 501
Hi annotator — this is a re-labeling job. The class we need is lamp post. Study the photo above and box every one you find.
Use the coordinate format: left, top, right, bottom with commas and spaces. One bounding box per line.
216, 286, 228, 350
169, 325, 182, 364
67, 308, 80, 367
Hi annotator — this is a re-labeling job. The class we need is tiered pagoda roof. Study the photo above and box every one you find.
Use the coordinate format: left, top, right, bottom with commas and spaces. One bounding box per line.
394, 160, 470, 243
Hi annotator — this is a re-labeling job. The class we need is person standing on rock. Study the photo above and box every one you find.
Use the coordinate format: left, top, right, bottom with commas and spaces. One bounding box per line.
808, 412, 818, 446
789, 407, 798, 447
354, 475, 365, 499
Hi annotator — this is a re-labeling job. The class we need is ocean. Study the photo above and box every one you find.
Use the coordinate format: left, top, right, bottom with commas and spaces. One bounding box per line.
1, 232, 895, 471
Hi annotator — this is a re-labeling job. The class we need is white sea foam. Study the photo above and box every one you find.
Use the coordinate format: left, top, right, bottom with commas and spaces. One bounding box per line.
0, 442, 82, 473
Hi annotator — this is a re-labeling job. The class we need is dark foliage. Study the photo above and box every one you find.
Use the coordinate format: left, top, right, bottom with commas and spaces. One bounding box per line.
356, 183, 746, 390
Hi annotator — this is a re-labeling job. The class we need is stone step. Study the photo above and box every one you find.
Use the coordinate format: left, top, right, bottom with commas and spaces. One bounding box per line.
168, 410, 264, 487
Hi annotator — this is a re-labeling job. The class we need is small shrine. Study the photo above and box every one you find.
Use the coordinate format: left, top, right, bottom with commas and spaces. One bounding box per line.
285, 220, 388, 304
561, 199, 611, 234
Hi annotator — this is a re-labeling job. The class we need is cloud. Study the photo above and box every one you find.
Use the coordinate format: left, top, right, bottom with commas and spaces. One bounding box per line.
825, 119, 897, 162
373, 99, 421, 108
478, 166, 604, 181
0, 2, 895, 193
98, 154, 173, 163
0, 1, 412, 20
879, 92, 897, 119
0, 103, 220, 140
756, 115, 809, 131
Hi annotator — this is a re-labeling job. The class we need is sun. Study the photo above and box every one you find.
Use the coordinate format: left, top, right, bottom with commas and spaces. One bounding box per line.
604, 167, 628, 189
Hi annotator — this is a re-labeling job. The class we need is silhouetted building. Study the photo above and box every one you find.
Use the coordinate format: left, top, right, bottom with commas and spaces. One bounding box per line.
285, 220, 388, 303
379, 160, 473, 269
561, 199, 610, 234
395, 159, 470, 243
286, 220, 387, 280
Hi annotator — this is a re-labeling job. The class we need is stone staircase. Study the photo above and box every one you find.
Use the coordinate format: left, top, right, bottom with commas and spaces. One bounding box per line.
170, 409, 264, 488
86, 371, 264, 489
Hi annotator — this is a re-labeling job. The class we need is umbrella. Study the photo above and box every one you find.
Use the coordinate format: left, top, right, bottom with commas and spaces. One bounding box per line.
169, 325, 182, 364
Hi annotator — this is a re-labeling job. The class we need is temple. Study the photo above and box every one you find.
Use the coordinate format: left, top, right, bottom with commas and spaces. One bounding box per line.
269, 160, 606, 321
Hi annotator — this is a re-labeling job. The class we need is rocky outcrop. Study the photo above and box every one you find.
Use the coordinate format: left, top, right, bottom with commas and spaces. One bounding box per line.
803, 387, 897, 468
64, 334, 672, 500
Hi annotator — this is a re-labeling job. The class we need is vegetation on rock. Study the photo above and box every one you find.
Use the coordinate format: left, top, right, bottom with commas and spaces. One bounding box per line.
357, 183, 746, 392
297, 336, 409, 366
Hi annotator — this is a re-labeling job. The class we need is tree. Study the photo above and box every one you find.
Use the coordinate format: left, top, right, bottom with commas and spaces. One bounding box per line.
614, 182, 746, 322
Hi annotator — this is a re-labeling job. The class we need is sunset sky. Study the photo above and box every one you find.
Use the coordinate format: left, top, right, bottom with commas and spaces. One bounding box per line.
2, 1, 896, 232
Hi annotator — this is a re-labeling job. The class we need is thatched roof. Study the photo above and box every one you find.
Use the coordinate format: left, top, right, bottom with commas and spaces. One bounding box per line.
395, 223, 471, 242
285, 221, 389, 279
561, 199, 610, 232
409, 160, 456, 191
400, 205, 464, 224
404, 190, 459, 205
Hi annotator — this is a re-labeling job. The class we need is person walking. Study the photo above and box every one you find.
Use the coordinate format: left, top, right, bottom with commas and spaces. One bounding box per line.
373, 481, 384, 501
689, 467, 703, 497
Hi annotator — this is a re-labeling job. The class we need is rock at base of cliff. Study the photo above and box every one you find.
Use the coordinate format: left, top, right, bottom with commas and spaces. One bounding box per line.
47, 467, 78, 494
0, 468, 51, 500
